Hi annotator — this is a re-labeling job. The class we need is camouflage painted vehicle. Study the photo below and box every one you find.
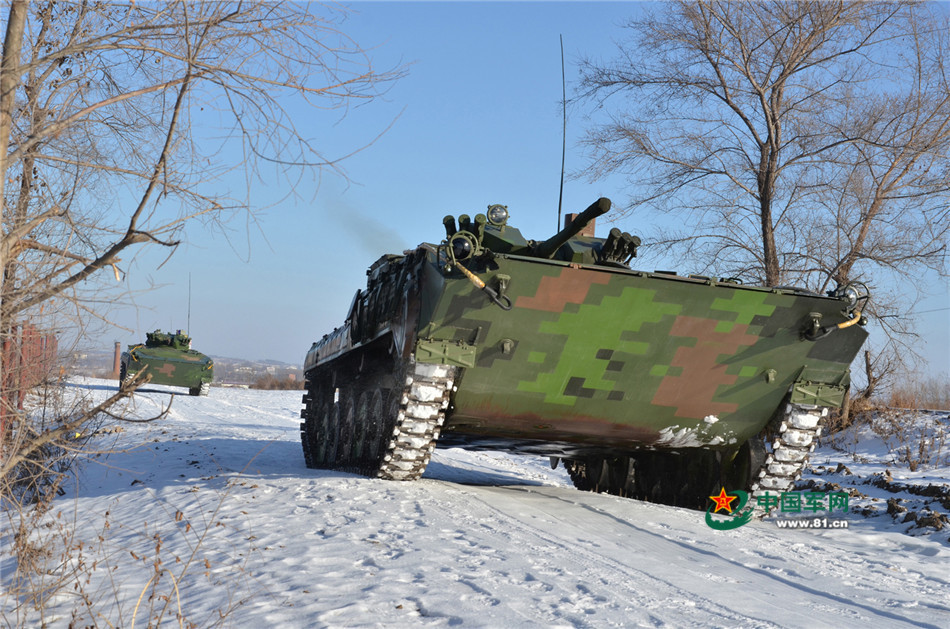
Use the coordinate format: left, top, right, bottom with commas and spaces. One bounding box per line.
300, 198, 869, 507
120, 330, 213, 396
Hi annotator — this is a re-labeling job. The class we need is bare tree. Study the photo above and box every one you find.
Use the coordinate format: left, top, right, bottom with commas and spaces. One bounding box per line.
578, 1, 948, 282
1, 0, 398, 496
577, 0, 949, 393
1, 2, 401, 619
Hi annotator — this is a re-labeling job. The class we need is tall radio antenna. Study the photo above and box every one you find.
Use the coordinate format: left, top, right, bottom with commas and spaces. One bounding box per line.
557, 34, 567, 232
187, 272, 192, 334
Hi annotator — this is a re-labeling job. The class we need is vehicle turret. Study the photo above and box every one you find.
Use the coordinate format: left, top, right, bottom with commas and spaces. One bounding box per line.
441, 198, 641, 268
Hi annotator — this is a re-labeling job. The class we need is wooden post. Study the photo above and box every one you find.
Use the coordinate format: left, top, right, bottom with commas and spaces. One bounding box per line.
113, 341, 122, 379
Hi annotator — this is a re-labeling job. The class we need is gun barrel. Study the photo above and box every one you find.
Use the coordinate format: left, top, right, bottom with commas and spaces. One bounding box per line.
533, 197, 611, 259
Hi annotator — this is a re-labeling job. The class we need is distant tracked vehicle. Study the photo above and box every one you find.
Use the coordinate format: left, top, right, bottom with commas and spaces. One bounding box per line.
121, 330, 213, 396
300, 198, 869, 507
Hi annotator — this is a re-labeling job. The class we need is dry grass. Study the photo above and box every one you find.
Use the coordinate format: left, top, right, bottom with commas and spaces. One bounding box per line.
1, 379, 256, 627
3, 480, 255, 627
886, 374, 950, 411
250, 374, 304, 390
828, 372, 948, 433
824, 372, 949, 471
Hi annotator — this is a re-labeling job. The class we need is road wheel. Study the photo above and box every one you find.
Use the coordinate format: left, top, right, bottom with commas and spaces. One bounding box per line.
361, 387, 387, 472
336, 388, 356, 467
566, 457, 609, 493
605, 457, 636, 497
301, 378, 327, 468
352, 388, 371, 466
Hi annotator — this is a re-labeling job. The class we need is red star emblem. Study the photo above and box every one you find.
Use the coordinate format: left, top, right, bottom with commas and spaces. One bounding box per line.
709, 488, 738, 513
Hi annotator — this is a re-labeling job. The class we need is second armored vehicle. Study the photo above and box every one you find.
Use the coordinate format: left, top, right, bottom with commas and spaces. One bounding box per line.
120, 330, 214, 396
300, 199, 869, 508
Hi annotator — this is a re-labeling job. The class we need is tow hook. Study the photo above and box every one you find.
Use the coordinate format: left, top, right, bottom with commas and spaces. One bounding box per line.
452, 263, 513, 311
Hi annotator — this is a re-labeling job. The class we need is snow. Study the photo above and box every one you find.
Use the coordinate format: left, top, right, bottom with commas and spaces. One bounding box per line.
3, 379, 950, 628
655, 424, 733, 447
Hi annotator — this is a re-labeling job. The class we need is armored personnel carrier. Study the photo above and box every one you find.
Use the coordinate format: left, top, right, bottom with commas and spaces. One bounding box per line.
300, 198, 869, 508
120, 330, 214, 396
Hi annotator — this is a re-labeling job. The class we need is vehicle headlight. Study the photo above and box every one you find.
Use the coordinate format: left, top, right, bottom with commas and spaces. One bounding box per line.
449, 232, 477, 261
832, 283, 862, 309
486, 204, 509, 226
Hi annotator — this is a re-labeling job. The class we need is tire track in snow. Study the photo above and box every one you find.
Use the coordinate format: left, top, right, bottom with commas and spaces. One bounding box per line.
410, 481, 779, 628
421, 479, 948, 628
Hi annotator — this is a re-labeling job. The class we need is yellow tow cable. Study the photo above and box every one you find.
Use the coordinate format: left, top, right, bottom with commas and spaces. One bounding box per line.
455, 263, 486, 289
836, 311, 862, 329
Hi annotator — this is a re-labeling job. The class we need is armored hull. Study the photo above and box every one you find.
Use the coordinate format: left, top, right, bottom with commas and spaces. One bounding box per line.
300, 199, 869, 507
121, 330, 213, 396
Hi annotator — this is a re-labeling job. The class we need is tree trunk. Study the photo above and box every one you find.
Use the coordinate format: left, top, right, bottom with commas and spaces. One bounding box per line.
758, 144, 781, 286
0, 0, 28, 424
760, 194, 780, 286
0, 0, 27, 271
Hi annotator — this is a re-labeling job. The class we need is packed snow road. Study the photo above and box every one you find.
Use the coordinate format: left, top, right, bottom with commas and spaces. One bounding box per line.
6, 379, 949, 628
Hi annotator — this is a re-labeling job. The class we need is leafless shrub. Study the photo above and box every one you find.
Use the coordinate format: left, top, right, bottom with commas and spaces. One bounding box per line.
825, 404, 948, 472
1, 373, 167, 625
872, 409, 948, 472
824, 367, 948, 469
1, 374, 151, 508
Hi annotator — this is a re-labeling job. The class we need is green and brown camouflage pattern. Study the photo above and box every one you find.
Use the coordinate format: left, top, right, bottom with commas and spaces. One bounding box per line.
304, 198, 868, 458
122, 330, 213, 395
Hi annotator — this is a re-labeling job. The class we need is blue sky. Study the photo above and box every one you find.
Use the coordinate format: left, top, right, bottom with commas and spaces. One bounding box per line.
106, 1, 949, 379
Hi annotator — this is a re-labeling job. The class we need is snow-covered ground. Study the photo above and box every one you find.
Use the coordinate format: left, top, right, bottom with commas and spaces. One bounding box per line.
3, 378, 949, 628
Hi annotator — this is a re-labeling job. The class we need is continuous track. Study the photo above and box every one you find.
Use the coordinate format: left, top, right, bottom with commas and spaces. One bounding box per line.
301, 358, 458, 481
377, 360, 458, 480
751, 402, 827, 498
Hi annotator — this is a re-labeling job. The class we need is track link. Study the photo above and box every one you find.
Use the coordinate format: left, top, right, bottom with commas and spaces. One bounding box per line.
377, 359, 458, 481
751, 402, 827, 500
